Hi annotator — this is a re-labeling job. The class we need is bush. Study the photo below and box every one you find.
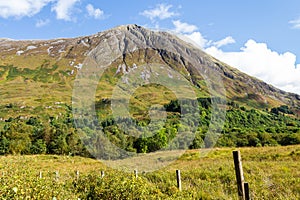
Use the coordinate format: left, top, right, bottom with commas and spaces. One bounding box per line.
75, 172, 160, 199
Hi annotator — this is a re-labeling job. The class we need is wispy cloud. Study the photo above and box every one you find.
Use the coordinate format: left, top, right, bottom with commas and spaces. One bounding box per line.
86, 4, 104, 19
0, 0, 52, 18
36, 19, 50, 27
51, 0, 80, 21
289, 17, 300, 29
212, 36, 235, 48
173, 20, 197, 33
140, 4, 178, 21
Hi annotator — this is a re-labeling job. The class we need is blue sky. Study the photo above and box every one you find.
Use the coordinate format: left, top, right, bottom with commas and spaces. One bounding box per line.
1, 0, 300, 94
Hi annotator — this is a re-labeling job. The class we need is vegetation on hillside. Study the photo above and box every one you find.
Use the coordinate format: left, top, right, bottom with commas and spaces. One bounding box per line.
1, 95, 300, 156
0, 39, 300, 159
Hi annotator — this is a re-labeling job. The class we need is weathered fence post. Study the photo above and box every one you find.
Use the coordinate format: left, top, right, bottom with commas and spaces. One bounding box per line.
55, 171, 59, 181
101, 171, 105, 178
134, 169, 138, 178
244, 182, 250, 200
39, 171, 42, 179
176, 169, 182, 191
76, 170, 80, 180
233, 150, 245, 200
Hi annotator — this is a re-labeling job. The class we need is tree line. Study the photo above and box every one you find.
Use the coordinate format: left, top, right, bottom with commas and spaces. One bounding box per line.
0, 99, 300, 157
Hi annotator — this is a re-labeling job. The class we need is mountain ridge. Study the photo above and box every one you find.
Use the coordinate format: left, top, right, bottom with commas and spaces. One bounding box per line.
0, 24, 300, 113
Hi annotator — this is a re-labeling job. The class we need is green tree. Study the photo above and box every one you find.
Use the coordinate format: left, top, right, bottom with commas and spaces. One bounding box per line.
4, 122, 32, 154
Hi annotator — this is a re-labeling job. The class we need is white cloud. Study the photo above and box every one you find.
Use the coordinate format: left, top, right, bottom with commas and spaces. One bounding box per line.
205, 39, 300, 94
172, 20, 300, 94
51, 0, 80, 21
141, 4, 177, 21
212, 36, 235, 48
0, 0, 52, 18
0, 0, 85, 22
289, 17, 300, 29
171, 20, 207, 48
184, 32, 208, 49
36, 19, 50, 27
86, 4, 104, 19
173, 20, 197, 33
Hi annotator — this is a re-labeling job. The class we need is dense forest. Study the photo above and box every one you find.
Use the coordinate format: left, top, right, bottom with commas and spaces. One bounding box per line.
1, 98, 300, 157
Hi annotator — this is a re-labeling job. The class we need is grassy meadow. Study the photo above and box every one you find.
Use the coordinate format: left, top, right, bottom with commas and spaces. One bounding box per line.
0, 145, 299, 199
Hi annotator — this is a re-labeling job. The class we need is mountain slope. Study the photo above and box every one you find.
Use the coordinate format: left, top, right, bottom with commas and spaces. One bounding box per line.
1, 25, 299, 114
0, 25, 300, 156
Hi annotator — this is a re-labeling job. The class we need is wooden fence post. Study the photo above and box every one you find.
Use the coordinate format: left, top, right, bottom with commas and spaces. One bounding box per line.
244, 182, 250, 200
76, 170, 80, 180
55, 171, 59, 181
176, 170, 182, 191
134, 170, 138, 178
233, 150, 245, 200
39, 171, 42, 179
101, 171, 105, 178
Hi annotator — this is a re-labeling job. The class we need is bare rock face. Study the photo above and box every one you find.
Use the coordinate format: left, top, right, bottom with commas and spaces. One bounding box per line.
86, 24, 226, 92
81, 24, 299, 110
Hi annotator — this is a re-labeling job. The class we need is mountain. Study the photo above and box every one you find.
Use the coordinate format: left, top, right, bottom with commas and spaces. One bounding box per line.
1, 24, 300, 156
1, 25, 299, 113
